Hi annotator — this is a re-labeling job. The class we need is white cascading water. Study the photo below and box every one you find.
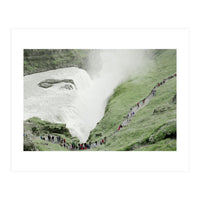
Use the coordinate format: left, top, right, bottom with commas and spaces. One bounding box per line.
24, 50, 150, 142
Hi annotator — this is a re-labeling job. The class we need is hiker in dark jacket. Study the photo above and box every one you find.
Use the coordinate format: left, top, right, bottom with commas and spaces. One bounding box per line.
72, 142, 75, 149
152, 88, 156, 96
137, 102, 139, 108
118, 124, 123, 131
143, 98, 145, 103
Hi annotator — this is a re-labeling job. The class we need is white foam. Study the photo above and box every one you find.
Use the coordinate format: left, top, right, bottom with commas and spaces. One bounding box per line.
24, 50, 149, 142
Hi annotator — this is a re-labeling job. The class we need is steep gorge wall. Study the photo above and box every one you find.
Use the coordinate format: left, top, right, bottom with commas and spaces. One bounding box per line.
24, 49, 90, 75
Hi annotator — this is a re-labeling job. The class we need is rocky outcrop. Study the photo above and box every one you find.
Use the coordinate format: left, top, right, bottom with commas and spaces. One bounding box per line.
153, 104, 172, 114
24, 117, 71, 137
95, 133, 102, 137
172, 94, 176, 104
24, 139, 37, 151
60, 84, 74, 90
149, 119, 176, 143
38, 79, 76, 89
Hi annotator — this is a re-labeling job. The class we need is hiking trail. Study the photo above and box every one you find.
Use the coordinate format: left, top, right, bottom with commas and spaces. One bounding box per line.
33, 73, 176, 150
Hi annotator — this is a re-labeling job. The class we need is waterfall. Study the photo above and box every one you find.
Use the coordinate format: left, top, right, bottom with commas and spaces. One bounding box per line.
24, 50, 150, 142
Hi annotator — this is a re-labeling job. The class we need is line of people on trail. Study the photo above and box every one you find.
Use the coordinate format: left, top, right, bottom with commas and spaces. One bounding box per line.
39, 73, 176, 150
40, 135, 63, 143
40, 134, 107, 150
75, 137, 107, 150
116, 73, 177, 133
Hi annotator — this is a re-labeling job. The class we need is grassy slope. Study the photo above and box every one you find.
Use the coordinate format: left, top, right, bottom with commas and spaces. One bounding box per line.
31, 138, 69, 151
24, 49, 89, 75
24, 117, 79, 151
87, 49, 176, 151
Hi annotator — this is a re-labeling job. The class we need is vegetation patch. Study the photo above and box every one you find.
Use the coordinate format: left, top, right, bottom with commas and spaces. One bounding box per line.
24, 49, 90, 75
24, 117, 79, 151
87, 49, 176, 151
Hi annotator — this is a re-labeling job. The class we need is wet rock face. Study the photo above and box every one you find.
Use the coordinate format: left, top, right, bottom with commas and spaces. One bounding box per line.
38, 79, 76, 89
60, 84, 74, 90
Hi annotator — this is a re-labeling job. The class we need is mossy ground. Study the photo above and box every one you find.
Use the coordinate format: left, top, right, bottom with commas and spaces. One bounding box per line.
24, 117, 79, 151
87, 49, 176, 151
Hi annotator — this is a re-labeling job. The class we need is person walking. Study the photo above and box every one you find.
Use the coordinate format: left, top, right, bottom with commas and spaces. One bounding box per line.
152, 88, 156, 96
118, 124, 122, 131
102, 139, 105, 144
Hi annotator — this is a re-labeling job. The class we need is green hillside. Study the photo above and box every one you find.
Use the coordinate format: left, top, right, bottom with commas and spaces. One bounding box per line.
87, 49, 176, 151
23, 49, 176, 151
24, 117, 80, 151
24, 49, 89, 75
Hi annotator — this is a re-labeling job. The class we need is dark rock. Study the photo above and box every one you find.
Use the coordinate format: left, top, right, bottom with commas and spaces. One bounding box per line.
38, 83, 52, 88
95, 133, 102, 137
172, 94, 176, 104
153, 105, 171, 114
24, 140, 37, 151
61, 84, 74, 90
38, 79, 76, 89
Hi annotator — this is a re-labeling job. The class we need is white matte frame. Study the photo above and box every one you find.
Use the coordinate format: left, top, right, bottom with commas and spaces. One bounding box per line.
11, 29, 189, 172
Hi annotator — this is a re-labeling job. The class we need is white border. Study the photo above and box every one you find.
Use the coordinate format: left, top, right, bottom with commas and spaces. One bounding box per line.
11, 29, 189, 171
